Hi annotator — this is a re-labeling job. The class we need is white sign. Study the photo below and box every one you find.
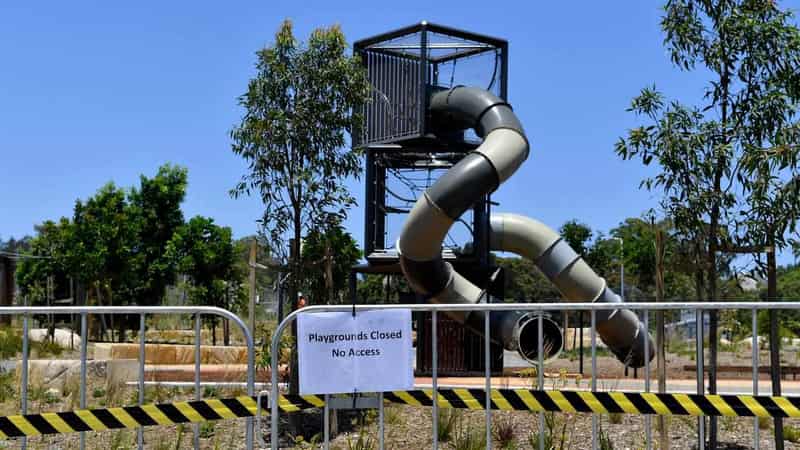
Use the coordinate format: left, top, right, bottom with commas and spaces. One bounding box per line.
297, 309, 413, 395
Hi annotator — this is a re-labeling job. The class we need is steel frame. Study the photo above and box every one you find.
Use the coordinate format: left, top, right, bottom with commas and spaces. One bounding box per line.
271, 301, 795, 450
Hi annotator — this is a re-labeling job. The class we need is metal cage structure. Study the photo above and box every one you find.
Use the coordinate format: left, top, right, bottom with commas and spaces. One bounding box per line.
353, 22, 510, 376
354, 21, 508, 147
356, 22, 508, 265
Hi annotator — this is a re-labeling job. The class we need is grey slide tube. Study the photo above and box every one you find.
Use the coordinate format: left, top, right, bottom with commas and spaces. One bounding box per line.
490, 213, 653, 367
397, 86, 653, 367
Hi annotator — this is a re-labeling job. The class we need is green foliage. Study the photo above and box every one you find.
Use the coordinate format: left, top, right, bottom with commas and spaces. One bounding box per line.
437, 408, 461, 442
345, 428, 376, 450
173, 423, 186, 450
0, 328, 22, 360
32, 339, 64, 358
301, 224, 360, 304
559, 220, 592, 257
383, 405, 403, 425
255, 321, 294, 370
0, 371, 15, 403
199, 421, 215, 439
293, 433, 321, 448
527, 428, 554, 450
527, 412, 572, 450
449, 422, 486, 450
495, 256, 559, 301
230, 19, 370, 303
121, 164, 188, 307
617, 0, 800, 303
783, 424, 800, 443
110, 430, 131, 450
16, 165, 193, 312
166, 216, 240, 312
598, 420, 615, 450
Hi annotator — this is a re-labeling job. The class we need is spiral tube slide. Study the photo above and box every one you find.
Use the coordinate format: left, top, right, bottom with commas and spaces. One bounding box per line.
397, 86, 653, 367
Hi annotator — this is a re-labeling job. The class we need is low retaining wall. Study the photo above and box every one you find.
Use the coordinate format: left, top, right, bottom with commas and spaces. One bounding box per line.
93, 343, 248, 365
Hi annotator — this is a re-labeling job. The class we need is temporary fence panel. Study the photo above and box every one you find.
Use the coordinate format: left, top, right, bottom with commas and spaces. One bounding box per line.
0, 306, 255, 450
270, 301, 800, 450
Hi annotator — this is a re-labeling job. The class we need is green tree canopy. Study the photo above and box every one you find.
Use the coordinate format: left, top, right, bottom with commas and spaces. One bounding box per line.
300, 224, 360, 305
229, 19, 370, 310
617, 2, 800, 444
123, 164, 188, 306
15, 165, 232, 312
559, 220, 592, 257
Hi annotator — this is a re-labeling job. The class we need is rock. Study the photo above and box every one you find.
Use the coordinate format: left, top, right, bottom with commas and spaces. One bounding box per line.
17, 359, 110, 387
17, 359, 78, 385
28, 328, 81, 348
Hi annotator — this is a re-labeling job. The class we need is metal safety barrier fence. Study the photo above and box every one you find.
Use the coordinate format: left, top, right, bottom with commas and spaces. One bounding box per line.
0, 306, 255, 450
270, 301, 800, 450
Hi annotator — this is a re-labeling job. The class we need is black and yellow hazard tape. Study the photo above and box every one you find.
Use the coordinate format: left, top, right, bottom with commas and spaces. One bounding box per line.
4, 388, 800, 438
0, 396, 268, 438
378, 388, 800, 419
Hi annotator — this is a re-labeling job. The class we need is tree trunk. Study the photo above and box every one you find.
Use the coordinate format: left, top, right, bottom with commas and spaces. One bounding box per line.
768, 234, 784, 449
707, 220, 719, 450
95, 284, 109, 341
325, 242, 334, 304
655, 225, 669, 450
212, 319, 217, 346
288, 215, 302, 437
693, 243, 707, 448
248, 240, 257, 335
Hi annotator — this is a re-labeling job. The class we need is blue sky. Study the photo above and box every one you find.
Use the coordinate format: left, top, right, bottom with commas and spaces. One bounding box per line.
1, 1, 797, 264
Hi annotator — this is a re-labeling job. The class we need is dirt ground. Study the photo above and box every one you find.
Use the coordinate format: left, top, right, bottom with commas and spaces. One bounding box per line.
5, 326, 800, 449
4, 376, 800, 449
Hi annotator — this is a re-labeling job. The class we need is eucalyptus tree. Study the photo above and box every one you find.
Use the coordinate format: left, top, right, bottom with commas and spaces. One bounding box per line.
559, 220, 592, 257
166, 216, 241, 345
230, 20, 370, 404
617, 1, 800, 446
230, 20, 370, 305
301, 223, 360, 305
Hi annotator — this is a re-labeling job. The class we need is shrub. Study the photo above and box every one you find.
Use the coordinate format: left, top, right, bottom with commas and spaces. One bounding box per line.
527, 429, 554, 450
32, 339, 64, 358
384, 405, 403, 425
450, 424, 486, 450
293, 434, 321, 449
437, 408, 461, 442
783, 425, 800, 443
492, 415, 516, 449
199, 421, 215, 439
345, 428, 375, 450
255, 322, 294, 370
528, 412, 572, 450
0, 328, 21, 359
0, 371, 15, 403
